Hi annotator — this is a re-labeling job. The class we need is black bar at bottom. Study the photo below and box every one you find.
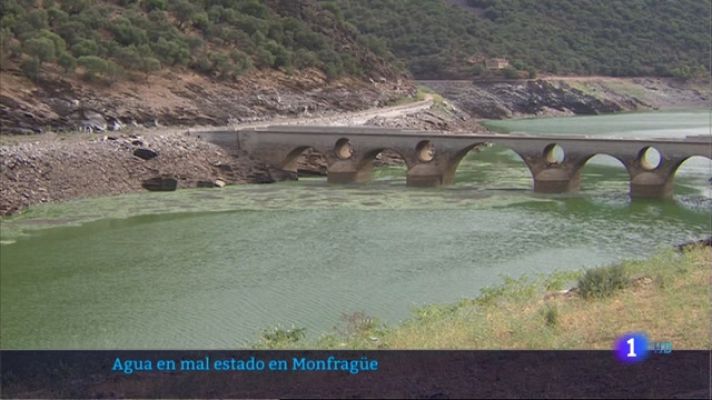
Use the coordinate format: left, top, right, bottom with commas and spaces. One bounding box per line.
0, 350, 709, 399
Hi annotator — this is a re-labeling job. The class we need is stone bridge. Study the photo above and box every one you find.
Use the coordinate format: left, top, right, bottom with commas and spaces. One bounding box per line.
193, 126, 712, 199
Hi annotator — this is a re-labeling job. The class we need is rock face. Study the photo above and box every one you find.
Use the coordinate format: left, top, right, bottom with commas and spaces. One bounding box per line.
0, 68, 413, 135
420, 78, 710, 119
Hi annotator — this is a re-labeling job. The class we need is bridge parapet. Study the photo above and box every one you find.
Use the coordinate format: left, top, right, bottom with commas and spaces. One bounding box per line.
192, 126, 711, 199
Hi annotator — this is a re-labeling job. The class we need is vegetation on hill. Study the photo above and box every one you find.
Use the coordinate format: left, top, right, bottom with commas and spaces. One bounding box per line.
331, 0, 711, 79
0, 0, 401, 83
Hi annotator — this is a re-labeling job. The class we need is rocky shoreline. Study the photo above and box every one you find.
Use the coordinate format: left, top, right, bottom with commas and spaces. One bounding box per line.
0, 93, 478, 216
420, 77, 710, 119
0, 132, 299, 216
1, 76, 708, 217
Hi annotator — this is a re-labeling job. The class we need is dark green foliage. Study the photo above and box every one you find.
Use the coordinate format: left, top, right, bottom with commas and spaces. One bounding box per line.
543, 304, 558, 327
577, 264, 629, 300
502, 67, 520, 80
57, 51, 76, 73
2, 0, 385, 83
71, 39, 99, 57
260, 326, 306, 348
20, 57, 40, 80
334, 0, 710, 78
23, 37, 56, 64
77, 55, 108, 81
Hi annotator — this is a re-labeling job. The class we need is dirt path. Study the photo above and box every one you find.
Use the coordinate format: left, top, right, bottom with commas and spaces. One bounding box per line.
207, 96, 434, 131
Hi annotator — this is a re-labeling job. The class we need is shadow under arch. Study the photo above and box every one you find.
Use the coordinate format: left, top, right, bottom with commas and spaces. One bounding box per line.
448, 142, 533, 189
282, 146, 329, 177
575, 153, 630, 193
671, 155, 712, 196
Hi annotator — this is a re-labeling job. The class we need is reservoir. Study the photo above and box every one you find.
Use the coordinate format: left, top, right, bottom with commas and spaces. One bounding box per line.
1, 110, 710, 349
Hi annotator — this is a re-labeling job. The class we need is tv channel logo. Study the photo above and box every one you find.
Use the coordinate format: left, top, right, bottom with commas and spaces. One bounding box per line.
614, 332, 649, 364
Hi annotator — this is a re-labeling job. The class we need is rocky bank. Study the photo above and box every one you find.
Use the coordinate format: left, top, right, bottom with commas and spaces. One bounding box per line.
0, 68, 412, 135
420, 77, 710, 119
0, 133, 294, 216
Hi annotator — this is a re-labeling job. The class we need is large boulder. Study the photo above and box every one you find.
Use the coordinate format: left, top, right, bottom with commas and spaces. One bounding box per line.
141, 176, 177, 191
133, 148, 158, 160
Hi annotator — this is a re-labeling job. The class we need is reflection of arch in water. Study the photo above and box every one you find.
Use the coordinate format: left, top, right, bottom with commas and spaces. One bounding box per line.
574, 153, 630, 191
670, 155, 712, 194
447, 143, 533, 187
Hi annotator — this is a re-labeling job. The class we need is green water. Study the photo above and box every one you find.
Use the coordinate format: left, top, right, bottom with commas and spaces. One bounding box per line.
1, 110, 710, 349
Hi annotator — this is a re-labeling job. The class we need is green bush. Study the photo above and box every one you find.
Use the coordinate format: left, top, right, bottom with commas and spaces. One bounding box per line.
71, 39, 99, 57
20, 57, 40, 80
543, 304, 558, 327
77, 55, 107, 80
57, 51, 76, 73
23, 36, 56, 63
502, 66, 520, 80
577, 264, 629, 300
259, 326, 306, 349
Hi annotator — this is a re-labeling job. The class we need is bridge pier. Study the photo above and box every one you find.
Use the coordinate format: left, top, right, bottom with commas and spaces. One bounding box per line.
630, 175, 673, 199
406, 163, 450, 187
326, 160, 373, 184
532, 168, 581, 193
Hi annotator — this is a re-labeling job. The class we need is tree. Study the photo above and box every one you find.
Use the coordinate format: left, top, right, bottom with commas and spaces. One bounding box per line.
78, 55, 108, 80
20, 57, 40, 80
23, 37, 56, 64
140, 56, 161, 74
57, 51, 76, 73
171, 0, 195, 28
71, 39, 99, 57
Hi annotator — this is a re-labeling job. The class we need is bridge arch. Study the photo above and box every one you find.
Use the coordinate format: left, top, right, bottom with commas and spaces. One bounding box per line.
357, 147, 411, 170
573, 153, 631, 193
669, 155, 712, 195
281, 146, 329, 176
447, 142, 534, 188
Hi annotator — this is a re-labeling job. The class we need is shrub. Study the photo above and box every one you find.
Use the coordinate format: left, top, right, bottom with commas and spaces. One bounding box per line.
502, 66, 520, 80
71, 39, 99, 57
20, 57, 40, 80
78, 55, 107, 80
259, 326, 306, 349
527, 67, 537, 79
23, 36, 56, 64
142, 0, 166, 12
140, 56, 161, 74
577, 264, 628, 299
57, 51, 76, 73
543, 304, 558, 327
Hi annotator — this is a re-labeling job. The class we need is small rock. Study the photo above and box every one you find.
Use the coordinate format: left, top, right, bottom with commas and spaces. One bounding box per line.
196, 179, 227, 188
133, 148, 158, 160
108, 119, 122, 131
131, 140, 143, 146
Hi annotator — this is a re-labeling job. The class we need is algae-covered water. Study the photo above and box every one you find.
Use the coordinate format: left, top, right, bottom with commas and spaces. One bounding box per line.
1, 110, 710, 349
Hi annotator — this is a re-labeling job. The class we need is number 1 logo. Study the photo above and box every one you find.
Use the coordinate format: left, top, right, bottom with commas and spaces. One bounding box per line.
615, 333, 649, 363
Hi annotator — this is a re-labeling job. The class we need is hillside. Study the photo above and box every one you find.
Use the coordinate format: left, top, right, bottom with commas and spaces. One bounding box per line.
0, 0, 403, 83
0, 0, 410, 133
332, 0, 711, 79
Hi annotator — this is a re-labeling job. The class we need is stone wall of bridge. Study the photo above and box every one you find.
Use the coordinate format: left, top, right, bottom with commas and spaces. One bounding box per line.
193, 127, 711, 199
